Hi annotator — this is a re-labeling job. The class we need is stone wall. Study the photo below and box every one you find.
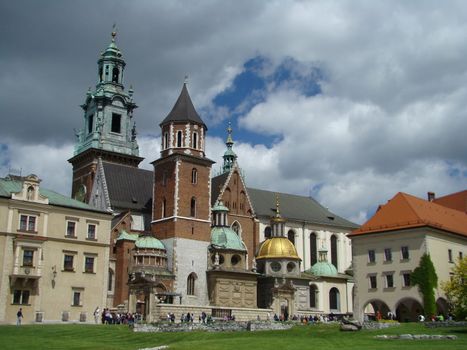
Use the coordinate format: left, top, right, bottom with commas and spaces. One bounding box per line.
134, 320, 292, 333
425, 321, 467, 328
152, 304, 272, 322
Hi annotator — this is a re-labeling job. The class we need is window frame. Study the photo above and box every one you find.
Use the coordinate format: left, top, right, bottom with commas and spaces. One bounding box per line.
448, 249, 453, 263
384, 248, 392, 262
111, 113, 122, 134
368, 249, 376, 263
63, 254, 75, 272
84, 256, 95, 273
191, 168, 198, 184
22, 249, 34, 267
66, 220, 77, 238
72, 290, 82, 307
401, 246, 409, 260
19, 214, 37, 233
402, 272, 411, 287
369, 275, 377, 289
385, 273, 394, 288
13, 290, 30, 305
87, 224, 96, 240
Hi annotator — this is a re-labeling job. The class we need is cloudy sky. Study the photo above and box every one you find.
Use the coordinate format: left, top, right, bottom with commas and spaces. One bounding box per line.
1, 1, 466, 224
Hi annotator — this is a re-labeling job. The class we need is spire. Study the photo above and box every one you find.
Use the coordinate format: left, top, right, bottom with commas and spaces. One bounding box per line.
222, 122, 237, 173
271, 194, 286, 237
160, 82, 206, 127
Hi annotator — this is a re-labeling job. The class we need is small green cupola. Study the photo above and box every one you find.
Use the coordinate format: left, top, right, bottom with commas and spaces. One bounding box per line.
97, 27, 125, 86
306, 245, 338, 277
210, 200, 246, 251
222, 122, 237, 174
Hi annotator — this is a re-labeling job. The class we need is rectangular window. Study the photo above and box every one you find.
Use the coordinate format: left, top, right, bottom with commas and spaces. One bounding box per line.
13, 290, 30, 305
22, 250, 34, 267
87, 224, 96, 240
111, 113, 121, 133
87, 114, 94, 134
84, 257, 95, 273
72, 291, 81, 306
66, 221, 76, 237
460, 252, 464, 260
385, 274, 394, 288
384, 248, 392, 262
403, 273, 411, 287
64, 255, 74, 271
369, 275, 377, 289
19, 214, 37, 232
401, 246, 409, 260
448, 249, 453, 263
368, 250, 376, 263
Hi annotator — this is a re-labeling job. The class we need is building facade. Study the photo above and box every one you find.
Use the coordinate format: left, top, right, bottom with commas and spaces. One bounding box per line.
0, 174, 112, 324
351, 191, 467, 322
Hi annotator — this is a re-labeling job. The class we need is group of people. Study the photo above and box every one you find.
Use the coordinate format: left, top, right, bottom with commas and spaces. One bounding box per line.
94, 307, 139, 325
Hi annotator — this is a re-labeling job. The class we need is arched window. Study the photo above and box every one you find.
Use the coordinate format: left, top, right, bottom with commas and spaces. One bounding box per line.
231, 221, 241, 237
264, 226, 272, 239
309, 285, 318, 308
177, 130, 182, 147
27, 186, 34, 200
193, 132, 198, 149
162, 198, 166, 218
331, 235, 338, 269
191, 168, 198, 184
329, 287, 340, 311
187, 273, 197, 295
108, 268, 114, 292
310, 232, 317, 266
164, 132, 169, 149
287, 230, 295, 245
112, 67, 119, 83
190, 197, 196, 217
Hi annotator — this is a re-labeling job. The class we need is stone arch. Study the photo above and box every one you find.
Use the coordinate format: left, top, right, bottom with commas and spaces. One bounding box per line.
309, 284, 319, 308
436, 297, 449, 317
329, 287, 340, 312
231, 220, 241, 238
330, 234, 338, 270
395, 297, 423, 322
363, 299, 390, 321
287, 229, 295, 245
187, 272, 197, 296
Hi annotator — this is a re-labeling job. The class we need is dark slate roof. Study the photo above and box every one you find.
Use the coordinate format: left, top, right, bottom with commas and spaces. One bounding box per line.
247, 187, 359, 230
160, 83, 206, 127
102, 162, 153, 212
211, 172, 229, 206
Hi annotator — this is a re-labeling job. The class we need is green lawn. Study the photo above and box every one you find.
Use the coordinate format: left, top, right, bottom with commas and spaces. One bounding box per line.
0, 323, 466, 350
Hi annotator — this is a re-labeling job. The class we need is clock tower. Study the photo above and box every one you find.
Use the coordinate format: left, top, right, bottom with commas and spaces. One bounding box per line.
68, 30, 142, 202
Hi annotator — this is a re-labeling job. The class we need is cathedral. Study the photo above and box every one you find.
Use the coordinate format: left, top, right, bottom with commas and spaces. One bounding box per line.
69, 31, 358, 321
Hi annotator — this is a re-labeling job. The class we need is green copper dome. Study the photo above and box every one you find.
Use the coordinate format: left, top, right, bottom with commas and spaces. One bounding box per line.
211, 227, 246, 251
307, 261, 338, 277
135, 235, 166, 250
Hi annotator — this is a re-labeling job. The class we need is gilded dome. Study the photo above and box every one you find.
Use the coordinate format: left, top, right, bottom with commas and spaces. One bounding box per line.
256, 237, 300, 260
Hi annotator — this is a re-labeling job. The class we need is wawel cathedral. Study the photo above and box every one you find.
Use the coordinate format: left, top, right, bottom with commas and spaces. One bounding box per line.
68, 32, 358, 321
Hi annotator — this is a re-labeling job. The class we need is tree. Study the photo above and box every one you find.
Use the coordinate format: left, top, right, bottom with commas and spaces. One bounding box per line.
442, 256, 467, 320
411, 254, 438, 317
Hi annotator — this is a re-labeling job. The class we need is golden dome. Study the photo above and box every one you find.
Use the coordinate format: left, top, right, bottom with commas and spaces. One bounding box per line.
256, 237, 301, 260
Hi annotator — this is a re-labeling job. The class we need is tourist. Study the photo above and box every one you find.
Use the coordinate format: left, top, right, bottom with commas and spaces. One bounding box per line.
16, 308, 23, 326
93, 307, 100, 324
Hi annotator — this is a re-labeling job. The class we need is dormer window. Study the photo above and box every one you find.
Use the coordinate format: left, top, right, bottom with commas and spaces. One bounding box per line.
27, 186, 34, 200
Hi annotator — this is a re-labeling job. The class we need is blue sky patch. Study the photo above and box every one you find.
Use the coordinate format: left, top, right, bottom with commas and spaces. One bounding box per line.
206, 55, 323, 147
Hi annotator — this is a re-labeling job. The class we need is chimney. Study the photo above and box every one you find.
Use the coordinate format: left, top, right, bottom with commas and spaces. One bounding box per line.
427, 192, 435, 202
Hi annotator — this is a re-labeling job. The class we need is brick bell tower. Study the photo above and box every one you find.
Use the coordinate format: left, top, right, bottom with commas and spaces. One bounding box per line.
68, 29, 142, 203
151, 82, 214, 305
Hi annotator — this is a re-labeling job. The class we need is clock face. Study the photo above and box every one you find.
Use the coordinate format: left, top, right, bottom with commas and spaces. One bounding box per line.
75, 184, 87, 202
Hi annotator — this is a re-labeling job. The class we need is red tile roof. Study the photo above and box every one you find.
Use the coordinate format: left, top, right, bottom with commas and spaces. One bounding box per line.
434, 190, 467, 213
350, 192, 467, 238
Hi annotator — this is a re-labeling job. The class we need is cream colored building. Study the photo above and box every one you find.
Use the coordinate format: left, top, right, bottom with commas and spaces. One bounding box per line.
0, 174, 112, 324
351, 191, 467, 322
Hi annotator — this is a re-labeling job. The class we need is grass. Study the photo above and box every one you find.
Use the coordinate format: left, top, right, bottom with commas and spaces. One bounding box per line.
0, 322, 466, 350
